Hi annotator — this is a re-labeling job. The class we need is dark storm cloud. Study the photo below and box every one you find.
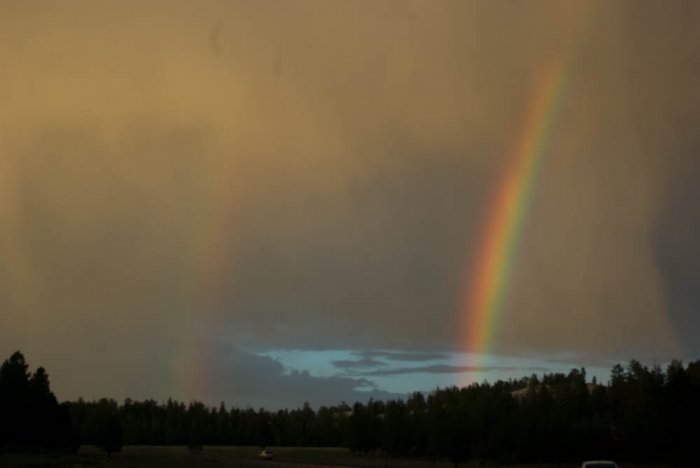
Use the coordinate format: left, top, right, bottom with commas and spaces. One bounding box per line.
173, 343, 400, 410
494, 0, 700, 360
28, 339, 402, 410
652, 152, 700, 359
225, 147, 484, 350
1, 0, 700, 406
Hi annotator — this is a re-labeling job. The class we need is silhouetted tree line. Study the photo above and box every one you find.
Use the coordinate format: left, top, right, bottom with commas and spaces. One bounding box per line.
0, 352, 77, 452
2, 351, 699, 465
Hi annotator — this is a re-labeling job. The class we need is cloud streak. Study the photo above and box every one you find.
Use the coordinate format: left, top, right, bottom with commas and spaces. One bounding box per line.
352, 364, 524, 377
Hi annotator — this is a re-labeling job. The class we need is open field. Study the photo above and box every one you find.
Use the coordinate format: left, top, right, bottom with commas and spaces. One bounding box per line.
0, 446, 672, 468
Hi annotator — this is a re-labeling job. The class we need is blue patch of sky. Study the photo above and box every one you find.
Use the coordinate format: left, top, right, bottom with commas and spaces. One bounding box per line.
255, 349, 613, 395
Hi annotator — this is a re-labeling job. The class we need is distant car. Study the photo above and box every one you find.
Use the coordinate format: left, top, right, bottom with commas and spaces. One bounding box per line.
258, 449, 274, 460
582, 461, 618, 468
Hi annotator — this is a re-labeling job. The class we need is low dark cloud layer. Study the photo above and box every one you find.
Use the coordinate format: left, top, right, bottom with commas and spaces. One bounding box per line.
354, 365, 521, 377
332, 358, 388, 371
358, 350, 452, 362
171, 342, 400, 410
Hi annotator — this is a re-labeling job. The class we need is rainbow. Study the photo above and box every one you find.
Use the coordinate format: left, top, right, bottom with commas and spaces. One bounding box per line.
170, 160, 241, 401
463, 65, 565, 356
462, 7, 595, 374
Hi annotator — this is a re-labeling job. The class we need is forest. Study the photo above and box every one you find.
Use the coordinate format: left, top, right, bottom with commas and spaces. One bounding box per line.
1, 351, 698, 465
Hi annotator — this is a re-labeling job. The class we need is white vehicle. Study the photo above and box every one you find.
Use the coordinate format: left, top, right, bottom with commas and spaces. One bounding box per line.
582, 461, 618, 468
258, 449, 274, 460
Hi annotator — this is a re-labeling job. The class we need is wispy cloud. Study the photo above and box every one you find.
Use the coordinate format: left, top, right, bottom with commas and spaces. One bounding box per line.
352, 364, 521, 377
332, 357, 387, 370
358, 350, 451, 362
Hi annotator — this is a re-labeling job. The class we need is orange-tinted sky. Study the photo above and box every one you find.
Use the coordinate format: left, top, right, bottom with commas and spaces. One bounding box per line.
1, 0, 699, 408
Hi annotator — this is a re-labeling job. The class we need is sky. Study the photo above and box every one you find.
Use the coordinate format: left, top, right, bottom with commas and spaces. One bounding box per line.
1, 0, 699, 410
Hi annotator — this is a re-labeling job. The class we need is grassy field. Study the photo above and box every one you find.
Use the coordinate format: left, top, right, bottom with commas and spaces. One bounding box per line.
0, 446, 671, 468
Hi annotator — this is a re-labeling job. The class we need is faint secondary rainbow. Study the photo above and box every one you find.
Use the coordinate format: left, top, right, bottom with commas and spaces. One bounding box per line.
461, 6, 595, 375
170, 157, 241, 402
